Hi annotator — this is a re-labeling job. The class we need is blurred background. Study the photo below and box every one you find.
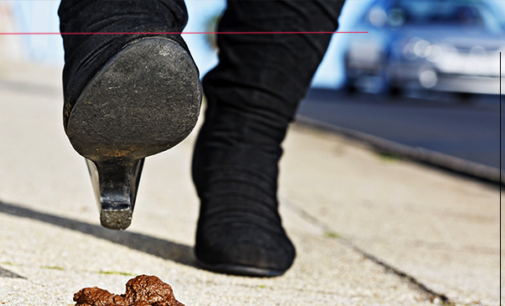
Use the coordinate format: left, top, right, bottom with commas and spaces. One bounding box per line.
0, 0, 504, 179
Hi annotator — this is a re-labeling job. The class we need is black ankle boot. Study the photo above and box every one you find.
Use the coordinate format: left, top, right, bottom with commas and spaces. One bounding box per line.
190, 0, 344, 275
192, 102, 296, 276
59, 0, 202, 230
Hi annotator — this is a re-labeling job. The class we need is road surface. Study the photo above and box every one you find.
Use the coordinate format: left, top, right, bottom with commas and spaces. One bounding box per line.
298, 89, 503, 170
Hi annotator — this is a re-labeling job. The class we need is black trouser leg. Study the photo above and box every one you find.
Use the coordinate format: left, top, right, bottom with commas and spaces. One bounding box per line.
193, 0, 345, 275
58, 0, 192, 128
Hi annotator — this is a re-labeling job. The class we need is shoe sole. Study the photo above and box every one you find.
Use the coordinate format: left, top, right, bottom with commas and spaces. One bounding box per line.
66, 37, 202, 230
67, 37, 201, 160
196, 259, 286, 277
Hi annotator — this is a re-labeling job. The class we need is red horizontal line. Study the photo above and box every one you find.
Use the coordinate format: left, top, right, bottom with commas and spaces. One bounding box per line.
0, 31, 367, 35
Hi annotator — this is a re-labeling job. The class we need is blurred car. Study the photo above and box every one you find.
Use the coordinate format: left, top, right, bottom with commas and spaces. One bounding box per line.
343, 0, 505, 96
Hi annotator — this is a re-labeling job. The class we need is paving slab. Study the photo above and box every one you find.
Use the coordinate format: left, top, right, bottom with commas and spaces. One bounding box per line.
279, 124, 501, 305
0, 61, 499, 305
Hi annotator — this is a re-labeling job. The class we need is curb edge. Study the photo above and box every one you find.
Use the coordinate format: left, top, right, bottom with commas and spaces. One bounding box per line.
294, 114, 503, 186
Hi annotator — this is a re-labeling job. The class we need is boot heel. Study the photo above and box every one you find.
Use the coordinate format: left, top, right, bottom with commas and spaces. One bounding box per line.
86, 158, 144, 230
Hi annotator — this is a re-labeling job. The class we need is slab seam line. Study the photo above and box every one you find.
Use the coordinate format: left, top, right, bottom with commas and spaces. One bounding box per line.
281, 198, 455, 305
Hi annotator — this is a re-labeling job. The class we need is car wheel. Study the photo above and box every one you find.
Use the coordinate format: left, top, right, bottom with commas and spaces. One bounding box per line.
343, 80, 358, 95
388, 85, 402, 98
455, 92, 475, 104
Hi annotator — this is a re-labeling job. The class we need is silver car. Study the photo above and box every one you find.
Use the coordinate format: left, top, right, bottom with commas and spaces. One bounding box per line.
343, 0, 505, 96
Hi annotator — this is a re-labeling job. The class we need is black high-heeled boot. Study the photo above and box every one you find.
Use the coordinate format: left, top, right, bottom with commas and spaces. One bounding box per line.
192, 102, 296, 276
192, 0, 344, 276
59, 0, 202, 230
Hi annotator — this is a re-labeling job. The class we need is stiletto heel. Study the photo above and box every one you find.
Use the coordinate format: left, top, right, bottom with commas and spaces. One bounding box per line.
86, 158, 144, 230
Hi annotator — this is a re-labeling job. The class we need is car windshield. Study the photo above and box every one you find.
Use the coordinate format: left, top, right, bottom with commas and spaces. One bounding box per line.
364, 0, 503, 31
393, 0, 486, 26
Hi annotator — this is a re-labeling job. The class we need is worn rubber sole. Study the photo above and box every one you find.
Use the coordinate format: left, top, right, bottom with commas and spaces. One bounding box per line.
67, 37, 201, 160
196, 259, 286, 277
66, 37, 202, 230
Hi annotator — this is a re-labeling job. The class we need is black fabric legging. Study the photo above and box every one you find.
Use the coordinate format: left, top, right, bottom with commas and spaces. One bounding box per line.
192, 0, 344, 208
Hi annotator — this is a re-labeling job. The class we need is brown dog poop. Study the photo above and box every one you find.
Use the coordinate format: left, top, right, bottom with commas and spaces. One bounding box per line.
74, 275, 184, 306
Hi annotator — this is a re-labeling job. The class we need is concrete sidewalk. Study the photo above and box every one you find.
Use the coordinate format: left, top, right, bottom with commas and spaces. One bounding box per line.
0, 62, 500, 305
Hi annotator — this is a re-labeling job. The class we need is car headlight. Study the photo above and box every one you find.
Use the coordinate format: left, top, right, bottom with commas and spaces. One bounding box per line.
413, 40, 431, 57
402, 37, 433, 60
402, 38, 458, 64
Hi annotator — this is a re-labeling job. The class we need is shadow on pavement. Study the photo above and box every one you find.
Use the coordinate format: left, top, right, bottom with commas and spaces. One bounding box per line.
0, 200, 196, 268
0, 267, 26, 279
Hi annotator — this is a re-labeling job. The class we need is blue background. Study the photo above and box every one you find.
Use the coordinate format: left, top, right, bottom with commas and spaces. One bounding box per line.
7, 0, 505, 88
